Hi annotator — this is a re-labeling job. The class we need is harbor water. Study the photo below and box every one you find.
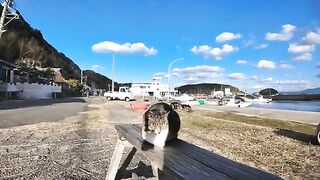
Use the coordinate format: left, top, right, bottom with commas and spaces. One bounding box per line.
251, 100, 320, 112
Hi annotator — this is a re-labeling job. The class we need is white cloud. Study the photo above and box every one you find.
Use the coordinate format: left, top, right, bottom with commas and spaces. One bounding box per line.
254, 43, 268, 49
153, 72, 167, 78
91, 64, 104, 72
216, 32, 241, 42
256, 60, 276, 70
173, 65, 224, 74
236, 60, 247, 65
294, 53, 312, 61
227, 73, 245, 79
288, 43, 315, 54
184, 77, 199, 82
275, 80, 311, 86
265, 24, 296, 41
273, 79, 318, 91
172, 65, 224, 82
264, 77, 273, 82
252, 84, 265, 90
250, 75, 273, 83
92, 41, 157, 56
302, 30, 320, 44
250, 75, 259, 80
279, 63, 294, 69
191, 44, 239, 60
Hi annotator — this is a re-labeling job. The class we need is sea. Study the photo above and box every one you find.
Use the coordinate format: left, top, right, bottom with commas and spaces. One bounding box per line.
251, 101, 320, 112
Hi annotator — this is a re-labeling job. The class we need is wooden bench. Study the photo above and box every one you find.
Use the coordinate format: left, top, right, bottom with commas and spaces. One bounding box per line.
106, 124, 280, 180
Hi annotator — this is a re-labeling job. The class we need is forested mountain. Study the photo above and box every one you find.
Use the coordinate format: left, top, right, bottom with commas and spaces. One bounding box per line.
0, 6, 81, 80
0, 5, 115, 89
84, 70, 119, 90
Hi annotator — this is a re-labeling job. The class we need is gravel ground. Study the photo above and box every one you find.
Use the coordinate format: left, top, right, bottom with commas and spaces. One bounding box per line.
177, 110, 320, 179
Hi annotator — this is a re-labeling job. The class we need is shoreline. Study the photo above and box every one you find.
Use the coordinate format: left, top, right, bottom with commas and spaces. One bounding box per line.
194, 104, 320, 125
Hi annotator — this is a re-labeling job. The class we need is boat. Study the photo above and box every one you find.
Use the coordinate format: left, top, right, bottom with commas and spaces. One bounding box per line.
225, 97, 252, 107
171, 93, 195, 102
245, 96, 272, 103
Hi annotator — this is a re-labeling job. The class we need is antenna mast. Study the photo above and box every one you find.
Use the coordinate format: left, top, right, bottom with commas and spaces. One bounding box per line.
0, 0, 19, 39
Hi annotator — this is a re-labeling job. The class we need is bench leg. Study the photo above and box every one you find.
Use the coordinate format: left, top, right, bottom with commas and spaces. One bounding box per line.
105, 139, 126, 180
119, 147, 137, 173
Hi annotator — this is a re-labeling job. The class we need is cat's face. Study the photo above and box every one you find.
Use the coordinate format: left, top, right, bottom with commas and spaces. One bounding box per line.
145, 109, 169, 134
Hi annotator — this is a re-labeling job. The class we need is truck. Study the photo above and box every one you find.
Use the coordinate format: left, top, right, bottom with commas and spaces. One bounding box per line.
104, 87, 134, 102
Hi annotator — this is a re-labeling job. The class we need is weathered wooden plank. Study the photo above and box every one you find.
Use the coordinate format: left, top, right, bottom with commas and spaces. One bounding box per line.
116, 124, 281, 180
116, 125, 232, 180
166, 140, 280, 180
128, 125, 280, 179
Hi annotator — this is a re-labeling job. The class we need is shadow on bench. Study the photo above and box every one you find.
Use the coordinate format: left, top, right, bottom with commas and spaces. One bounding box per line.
106, 124, 281, 180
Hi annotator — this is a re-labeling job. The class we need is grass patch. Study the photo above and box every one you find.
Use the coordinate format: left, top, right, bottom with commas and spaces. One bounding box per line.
200, 110, 317, 135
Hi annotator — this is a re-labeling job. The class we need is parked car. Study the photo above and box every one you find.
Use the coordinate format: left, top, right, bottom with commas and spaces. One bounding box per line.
104, 87, 134, 102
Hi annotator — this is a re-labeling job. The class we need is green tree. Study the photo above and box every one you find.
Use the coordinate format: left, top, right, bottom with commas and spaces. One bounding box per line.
16, 57, 41, 83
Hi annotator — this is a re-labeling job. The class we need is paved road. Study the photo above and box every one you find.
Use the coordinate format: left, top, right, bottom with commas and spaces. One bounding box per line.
0, 97, 94, 129
195, 104, 320, 125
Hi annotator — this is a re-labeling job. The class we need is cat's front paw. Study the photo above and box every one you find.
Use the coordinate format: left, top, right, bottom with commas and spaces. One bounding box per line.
153, 141, 165, 148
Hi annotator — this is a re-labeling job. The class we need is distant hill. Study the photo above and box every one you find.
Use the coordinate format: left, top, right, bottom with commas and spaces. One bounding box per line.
259, 88, 278, 96
283, 87, 320, 95
84, 70, 118, 90
298, 87, 320, 94
176, 83, 239, 95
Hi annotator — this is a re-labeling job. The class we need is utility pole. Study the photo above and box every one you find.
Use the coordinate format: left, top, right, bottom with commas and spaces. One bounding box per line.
112, 54, 115, 93
80, 69, 83, 85
0, 0, 19, 39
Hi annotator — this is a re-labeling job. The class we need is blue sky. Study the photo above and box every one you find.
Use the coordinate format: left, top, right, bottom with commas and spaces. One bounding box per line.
15, 0, 320, 92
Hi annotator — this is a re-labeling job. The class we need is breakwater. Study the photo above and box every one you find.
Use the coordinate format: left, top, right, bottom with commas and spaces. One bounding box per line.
272, 94, 320, 101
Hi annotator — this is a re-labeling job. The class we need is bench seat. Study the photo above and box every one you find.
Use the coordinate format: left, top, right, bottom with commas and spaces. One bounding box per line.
106, 124, 280, 180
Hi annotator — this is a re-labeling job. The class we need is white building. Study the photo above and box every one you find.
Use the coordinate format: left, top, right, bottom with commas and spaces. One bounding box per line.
0, 60, 62, 100
130, 77, 177, 98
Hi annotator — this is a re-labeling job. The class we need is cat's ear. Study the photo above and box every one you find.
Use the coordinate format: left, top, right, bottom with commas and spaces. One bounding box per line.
163, 111, 170, 117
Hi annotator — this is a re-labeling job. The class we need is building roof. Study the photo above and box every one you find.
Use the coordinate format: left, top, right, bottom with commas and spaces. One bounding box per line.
54, 74, 66, 83
0, 59, 17, 69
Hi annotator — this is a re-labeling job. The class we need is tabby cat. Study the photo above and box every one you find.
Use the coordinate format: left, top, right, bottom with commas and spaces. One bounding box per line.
142, 103, 180, 147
